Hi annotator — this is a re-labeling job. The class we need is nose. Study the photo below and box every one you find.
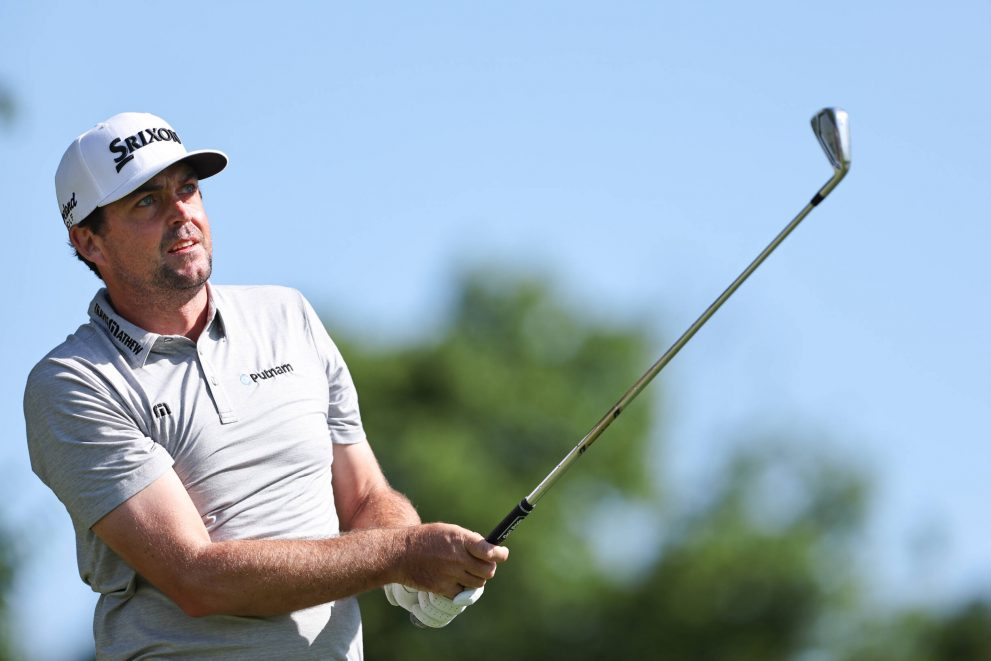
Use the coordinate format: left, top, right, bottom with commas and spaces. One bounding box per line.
167, 194, 201, 226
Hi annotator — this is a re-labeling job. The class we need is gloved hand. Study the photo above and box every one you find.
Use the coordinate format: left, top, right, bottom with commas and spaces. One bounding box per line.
383, 583, 420, 611
383, 583, 484, 628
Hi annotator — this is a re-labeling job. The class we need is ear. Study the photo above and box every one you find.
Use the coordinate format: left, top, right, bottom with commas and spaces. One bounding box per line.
69, 224, 106, 266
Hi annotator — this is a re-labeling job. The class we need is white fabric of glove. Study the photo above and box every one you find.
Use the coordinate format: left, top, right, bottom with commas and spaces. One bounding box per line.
411, 586, 484, 628
383, 583, 484, 628
383, 583, 421, 611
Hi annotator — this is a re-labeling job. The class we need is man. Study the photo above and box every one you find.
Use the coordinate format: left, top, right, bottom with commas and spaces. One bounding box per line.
25, 112, 508, 660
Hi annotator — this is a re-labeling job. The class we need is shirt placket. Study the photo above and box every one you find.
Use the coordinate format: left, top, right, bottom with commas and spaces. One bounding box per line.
197, 343, 237, 424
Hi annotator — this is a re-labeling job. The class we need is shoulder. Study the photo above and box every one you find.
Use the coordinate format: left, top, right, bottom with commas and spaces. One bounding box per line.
23, 325, 132, 455
210, 284, 326, 341
25, 323, 113, 398
211, 284, 311, 310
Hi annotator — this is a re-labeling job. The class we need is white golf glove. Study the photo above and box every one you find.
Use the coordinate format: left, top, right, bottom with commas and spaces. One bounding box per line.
383, 583, 484, 628
383, 583, 420, 611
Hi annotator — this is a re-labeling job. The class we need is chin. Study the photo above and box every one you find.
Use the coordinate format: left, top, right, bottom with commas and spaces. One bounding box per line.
157, 263, 212, 291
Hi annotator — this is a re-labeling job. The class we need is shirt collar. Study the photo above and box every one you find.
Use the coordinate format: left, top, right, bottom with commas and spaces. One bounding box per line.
87, 285, 230, 368
88, 289, 159, 368
203, 283, 230, 343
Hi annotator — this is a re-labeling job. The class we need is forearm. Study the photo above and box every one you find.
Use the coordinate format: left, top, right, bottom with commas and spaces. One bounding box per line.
174, 519, 493, 617
177, 527, 408, 617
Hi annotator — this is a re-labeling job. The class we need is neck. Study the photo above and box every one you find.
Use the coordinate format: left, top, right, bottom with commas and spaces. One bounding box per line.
105, 283, 211, 341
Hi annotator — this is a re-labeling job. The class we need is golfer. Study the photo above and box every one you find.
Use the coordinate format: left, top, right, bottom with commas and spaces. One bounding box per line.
24, 112, 508, 660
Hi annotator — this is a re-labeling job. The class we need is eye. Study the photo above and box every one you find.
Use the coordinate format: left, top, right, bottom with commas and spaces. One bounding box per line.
180, 181, 199, 195
135, 194, 155, 208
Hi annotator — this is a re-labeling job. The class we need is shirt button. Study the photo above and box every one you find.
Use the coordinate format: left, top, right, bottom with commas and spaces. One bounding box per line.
211, 377, 219, 385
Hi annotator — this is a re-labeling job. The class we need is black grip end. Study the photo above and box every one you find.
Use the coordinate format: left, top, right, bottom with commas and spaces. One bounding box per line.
486, 499, 534, 544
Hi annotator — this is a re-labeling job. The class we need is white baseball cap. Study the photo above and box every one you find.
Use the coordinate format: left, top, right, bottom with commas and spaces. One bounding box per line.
55, 112, 228, 229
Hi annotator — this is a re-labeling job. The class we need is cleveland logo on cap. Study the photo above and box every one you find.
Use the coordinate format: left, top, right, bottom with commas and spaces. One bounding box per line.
60, 192, 78, 226
108, 127, 183, 173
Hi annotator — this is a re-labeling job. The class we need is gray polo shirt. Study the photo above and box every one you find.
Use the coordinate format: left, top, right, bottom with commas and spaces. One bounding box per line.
25, 284, 367, 660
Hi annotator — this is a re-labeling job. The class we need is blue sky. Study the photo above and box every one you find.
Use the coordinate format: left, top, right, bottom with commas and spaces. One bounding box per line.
2, 2, 988, 658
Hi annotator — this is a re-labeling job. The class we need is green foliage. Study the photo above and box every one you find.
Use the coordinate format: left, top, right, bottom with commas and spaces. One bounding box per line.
334, 270, 874, 659
611, 442, 867, 660
0, 83, 14, 129
839, 601, 991, 661
344, 273, 659, 658
333, 269, 991, 659
0, 524, 18, 661
931, 602, 991, 659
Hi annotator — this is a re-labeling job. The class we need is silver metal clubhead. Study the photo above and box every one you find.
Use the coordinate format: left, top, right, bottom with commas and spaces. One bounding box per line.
811, 108, 851, 172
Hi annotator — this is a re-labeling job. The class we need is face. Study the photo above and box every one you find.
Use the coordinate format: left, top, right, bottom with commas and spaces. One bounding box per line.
74, 163, 212, 295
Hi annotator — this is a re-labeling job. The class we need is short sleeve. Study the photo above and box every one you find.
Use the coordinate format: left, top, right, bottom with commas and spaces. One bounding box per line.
24, 358, 174, 529
297, 293, 367, 445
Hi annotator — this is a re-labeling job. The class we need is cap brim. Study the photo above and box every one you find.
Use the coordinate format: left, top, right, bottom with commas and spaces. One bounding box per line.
183, 149, 228, 181
98, 149, 228, 208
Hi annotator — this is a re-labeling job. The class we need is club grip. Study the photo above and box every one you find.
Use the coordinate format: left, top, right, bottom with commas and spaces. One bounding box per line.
409, 498, 533, 629
486, 498, 534, 544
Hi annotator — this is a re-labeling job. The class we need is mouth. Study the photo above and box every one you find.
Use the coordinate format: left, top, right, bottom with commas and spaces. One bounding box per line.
167, 238, 199, 254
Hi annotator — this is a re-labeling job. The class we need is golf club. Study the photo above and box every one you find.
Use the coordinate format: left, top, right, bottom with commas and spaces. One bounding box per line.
411, 107, 850, 628
485, 107, 851, 545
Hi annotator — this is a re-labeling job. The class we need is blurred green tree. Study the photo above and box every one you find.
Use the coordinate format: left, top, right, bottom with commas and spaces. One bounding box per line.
0, 528, 16, 661
840, 600, 991, 661
608, 441, 868, 660
0, 82, 20, 661
337, 270, 876, 659
343, 271, 658, 658
0, 83, 15, 129
929, 602, 991, 659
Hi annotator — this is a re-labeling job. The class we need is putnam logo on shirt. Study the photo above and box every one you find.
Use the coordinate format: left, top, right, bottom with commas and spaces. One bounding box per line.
241, 363, 294, 385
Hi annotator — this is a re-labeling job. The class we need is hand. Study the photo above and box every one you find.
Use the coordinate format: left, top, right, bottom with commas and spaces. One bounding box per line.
384, 583, 484, 628
415, 587, 485, 628
383, 583, 419, 611
400, 524, 508, 597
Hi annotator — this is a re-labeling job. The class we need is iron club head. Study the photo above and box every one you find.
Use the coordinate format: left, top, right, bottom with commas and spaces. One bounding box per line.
811, 108, 851, 173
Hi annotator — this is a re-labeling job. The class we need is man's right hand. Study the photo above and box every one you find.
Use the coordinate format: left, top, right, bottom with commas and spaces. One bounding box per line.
397, 523, 509, 598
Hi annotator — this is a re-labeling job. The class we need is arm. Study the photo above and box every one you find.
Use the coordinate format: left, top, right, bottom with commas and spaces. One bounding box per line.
92, 461, 507, 618
331, 441, 508, 597
331, 440, 420, 532
332, 441, 508, 607
91, 467, 408, 617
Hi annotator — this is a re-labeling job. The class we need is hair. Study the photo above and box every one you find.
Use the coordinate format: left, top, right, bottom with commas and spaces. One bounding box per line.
70, 207, 106, 281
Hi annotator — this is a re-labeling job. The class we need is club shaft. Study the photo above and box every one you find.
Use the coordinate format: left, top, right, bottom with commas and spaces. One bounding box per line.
486, 170, 846, 545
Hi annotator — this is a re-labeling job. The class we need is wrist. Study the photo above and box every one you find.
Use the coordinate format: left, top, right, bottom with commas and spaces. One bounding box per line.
381, 525, 417, 587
